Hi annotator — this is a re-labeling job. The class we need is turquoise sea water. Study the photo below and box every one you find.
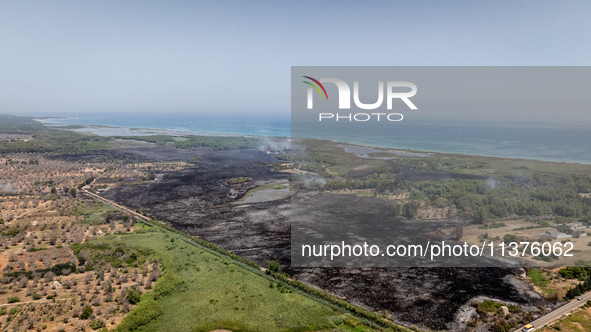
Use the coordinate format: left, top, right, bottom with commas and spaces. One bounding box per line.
37, 111, 591, 164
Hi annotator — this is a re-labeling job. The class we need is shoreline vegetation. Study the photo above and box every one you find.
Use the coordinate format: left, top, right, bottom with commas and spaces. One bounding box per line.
7, 114, 591, 168
29, 114, 591, 166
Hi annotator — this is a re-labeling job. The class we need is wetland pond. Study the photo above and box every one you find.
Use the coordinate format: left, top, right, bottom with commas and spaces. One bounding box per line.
231, 182, 293, 205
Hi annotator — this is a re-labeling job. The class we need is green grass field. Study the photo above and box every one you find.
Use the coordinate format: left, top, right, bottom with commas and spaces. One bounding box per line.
540, 308, 591, 332
106, 228, 392, 332
528, 269, 550, 287
79, 202, 117, 225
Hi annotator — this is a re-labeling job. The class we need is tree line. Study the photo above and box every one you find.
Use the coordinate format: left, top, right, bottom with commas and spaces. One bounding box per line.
325, 174, 591, 221
0, 116, 112, 154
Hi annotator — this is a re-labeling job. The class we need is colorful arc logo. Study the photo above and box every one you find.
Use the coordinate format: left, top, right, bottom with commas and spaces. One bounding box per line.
302, 76, 328, 100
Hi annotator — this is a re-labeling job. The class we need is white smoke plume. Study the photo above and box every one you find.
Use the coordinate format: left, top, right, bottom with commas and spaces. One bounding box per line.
0, 181, 16, 193
485, 178, 497, 189
259, 137, 291, 151
303, 176, 326, 187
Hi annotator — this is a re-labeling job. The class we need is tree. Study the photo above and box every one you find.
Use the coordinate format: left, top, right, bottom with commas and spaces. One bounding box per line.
472, 208, 487, 224
61, 279, 72, 289
391, 203, 402, 217
69, 188, 77, 198
126, 286, 142, 304
268, 260, 280, 273
44, 271, 56, 283
50, 186, 56, 194
79, 306, 93, 319
402, 201, 420, 219
454, 225, 463, 240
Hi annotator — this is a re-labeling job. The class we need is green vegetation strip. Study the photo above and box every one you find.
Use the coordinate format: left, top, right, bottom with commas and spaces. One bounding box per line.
116, 298, 164, 332
130, 219, 408, 331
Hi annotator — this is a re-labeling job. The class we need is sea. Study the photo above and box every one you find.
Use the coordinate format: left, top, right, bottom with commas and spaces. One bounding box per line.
33, 111, 591, 165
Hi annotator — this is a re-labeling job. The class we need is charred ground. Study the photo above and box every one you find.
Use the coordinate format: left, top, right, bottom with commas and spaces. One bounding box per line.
83, 145, 552, 330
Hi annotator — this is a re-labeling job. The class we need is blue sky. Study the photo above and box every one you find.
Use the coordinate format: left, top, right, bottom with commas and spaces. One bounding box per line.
1, 1, 590, 117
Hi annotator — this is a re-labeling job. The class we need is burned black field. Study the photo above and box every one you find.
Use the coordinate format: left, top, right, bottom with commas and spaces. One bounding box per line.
101, 148, 292, 263
86, 146, 549, 330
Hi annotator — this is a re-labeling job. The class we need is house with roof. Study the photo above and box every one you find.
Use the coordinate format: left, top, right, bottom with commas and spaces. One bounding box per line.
567, 222, 586, 230
546, 230, 570, 239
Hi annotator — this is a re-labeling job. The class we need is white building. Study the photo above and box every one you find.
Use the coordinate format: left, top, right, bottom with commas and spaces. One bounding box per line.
567, 222, 586, 230
546, 230, 570, 239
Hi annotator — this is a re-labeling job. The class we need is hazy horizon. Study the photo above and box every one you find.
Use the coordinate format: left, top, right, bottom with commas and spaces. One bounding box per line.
2, 1, 591, 126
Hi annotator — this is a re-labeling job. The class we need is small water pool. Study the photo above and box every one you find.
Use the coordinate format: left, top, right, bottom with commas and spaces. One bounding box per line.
231, 182, 293, 205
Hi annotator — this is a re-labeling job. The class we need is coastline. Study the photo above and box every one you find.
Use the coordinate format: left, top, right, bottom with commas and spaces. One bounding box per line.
45, 123, 269, 139
37, 114, 591, 165
33, 117, 79, 123
40, 121, 591, 168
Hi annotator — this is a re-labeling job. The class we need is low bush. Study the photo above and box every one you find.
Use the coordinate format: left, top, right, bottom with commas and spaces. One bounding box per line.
115, 298, 163, 332
1, 227, 21, 237
126, 286, 142, 304
79, 306, 93, 320
153, 270, 181, 299
89, 320, 105, 330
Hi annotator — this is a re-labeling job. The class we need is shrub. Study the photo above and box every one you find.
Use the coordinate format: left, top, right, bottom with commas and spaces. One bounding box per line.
227, 177, 252, 184
152, 270, 181, 299
559, 267, 591, 280
344, 316, 362, 327
402, 201, 420, 218
79, 306, 93, 319
2, 227, 21, 237
44, 271, 56, 282
391, 203, 402, 216
88, 320, 105, 330
115, 298, 163, 332
477, 300, 502, 313
126, 286, 142, 304
7, 297, 20, 303
268, 260, 280, 273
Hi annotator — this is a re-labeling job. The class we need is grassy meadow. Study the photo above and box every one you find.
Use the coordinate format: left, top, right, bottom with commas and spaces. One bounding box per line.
109, 225, 395, 332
